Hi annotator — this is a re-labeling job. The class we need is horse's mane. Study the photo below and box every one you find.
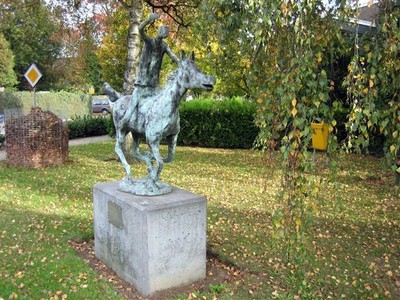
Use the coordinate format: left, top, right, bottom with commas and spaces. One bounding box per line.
166, 59, 194, 84
166, 69, 179, 84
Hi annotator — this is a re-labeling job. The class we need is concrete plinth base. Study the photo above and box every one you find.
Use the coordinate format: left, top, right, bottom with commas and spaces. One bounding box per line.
93, 181, 207, 297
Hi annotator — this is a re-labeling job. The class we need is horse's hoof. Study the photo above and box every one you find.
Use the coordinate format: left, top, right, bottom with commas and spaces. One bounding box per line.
145, 180, 156, 192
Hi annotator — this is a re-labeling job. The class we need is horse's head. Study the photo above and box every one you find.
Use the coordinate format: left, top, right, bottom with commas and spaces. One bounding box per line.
179, 52, 215, 92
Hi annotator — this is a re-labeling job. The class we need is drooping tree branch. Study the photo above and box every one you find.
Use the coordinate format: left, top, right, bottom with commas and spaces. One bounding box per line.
143, 0, 201, 29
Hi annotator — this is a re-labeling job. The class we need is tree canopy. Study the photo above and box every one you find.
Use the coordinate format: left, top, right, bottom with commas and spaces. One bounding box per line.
0, 0, 61, 90
0, 32, 17, 88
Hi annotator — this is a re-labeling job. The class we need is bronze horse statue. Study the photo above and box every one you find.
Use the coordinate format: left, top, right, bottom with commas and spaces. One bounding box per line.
104, 52, 215, 195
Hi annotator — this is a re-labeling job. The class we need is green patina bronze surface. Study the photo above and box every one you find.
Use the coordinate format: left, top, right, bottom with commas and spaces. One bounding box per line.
104, 14, 215, 196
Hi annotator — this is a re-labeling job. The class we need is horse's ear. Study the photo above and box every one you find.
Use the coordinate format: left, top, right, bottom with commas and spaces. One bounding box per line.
180, 51, 186, 61
190, 51, 195, 61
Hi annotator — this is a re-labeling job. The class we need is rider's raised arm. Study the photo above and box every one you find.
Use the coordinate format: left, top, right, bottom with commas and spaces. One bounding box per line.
139, 13, 159, 42
165, 45, 180, 65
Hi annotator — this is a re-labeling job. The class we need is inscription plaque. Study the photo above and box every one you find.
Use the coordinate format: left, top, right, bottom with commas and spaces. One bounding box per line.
108, 201, 123, 229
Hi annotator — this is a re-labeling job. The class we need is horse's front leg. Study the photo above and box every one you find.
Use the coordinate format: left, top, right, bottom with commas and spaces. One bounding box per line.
132, 133, 153, 175
163, 134, 178, 163
115, 129, 132, 182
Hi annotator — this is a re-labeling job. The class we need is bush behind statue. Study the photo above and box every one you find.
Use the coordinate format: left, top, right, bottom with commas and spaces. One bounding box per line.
106, 97, 259, 149
67, 115, 111, 139
178, 97, 258, 149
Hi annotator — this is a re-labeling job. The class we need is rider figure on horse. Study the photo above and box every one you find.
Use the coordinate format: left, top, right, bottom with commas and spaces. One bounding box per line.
135, 13, 179, 96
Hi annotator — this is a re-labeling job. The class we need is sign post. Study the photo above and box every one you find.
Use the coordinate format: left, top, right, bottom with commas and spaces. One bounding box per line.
24, 64, 42, 107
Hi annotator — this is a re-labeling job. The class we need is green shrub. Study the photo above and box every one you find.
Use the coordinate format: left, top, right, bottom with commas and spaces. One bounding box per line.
178, 97, 258, 149
334, 107, 384, 156
104, 97, 258, 149
0, 134, 4, 147
0, 92, 23, 113
106, 114, 116, 137
67, 115, 110, 139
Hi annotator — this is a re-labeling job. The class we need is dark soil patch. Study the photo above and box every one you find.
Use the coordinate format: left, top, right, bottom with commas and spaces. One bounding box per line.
69, 239, 240, 299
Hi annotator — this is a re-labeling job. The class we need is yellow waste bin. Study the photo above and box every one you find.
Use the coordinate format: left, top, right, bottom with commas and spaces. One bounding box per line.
311, 122, 329, 151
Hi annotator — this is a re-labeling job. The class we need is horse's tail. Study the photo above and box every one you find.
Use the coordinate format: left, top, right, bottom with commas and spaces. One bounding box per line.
103, 82, 123, 102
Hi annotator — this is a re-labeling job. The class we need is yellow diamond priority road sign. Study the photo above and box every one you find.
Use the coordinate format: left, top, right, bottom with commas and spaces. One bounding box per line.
24, 64, 42, 87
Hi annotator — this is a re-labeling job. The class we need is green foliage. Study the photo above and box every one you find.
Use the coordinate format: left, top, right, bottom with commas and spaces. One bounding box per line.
0, 33, 17, 88
189, 3, 252, 97
96, 6, 129, 91
67, 115, 110, 139
85, 52, 102, 92
344, 0, 400, 181
198, 0, 347, 266
209, 283, 228, 295
178, 97, 258, 149
0, 92, 23, 113
11, 91, 91, 119
106, 113, 116, 137
105, 97, 258, 148
0, 0, 61, 90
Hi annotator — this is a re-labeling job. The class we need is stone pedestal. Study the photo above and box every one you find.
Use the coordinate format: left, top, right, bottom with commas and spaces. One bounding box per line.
93, 181, 207, 297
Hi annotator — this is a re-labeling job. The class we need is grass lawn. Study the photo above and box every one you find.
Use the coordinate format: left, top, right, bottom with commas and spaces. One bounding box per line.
0, 141, 399, 299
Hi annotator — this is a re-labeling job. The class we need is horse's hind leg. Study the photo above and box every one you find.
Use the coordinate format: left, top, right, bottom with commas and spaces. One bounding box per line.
163, 134, 178, 163
115, 129, 132, 181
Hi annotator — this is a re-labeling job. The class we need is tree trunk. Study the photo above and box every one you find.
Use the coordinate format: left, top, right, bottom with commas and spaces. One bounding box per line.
122, 0, 143, 95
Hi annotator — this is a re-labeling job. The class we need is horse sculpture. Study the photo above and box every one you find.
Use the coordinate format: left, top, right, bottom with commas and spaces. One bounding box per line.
105, 52, 215, 196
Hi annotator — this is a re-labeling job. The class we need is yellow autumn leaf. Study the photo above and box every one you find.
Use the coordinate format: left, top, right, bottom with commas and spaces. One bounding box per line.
312, 187, 319, 195
281, 2, 287, 14
369, 79, 374, 88
332, 120, 337, 127
317, 53, 323, 63
292, 98, 297, 107
295, 218, 301, 232
291, 107, 298, 117
363, 88, 369, 94
390, 145, 396, 153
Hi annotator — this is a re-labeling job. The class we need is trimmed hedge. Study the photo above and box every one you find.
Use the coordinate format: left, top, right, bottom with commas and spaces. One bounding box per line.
67, 115, 111, 139
105, 97, 259, 149
178, 97, 258, 149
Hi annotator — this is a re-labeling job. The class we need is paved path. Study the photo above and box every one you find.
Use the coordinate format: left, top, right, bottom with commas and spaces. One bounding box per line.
0, 135, 113, 161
